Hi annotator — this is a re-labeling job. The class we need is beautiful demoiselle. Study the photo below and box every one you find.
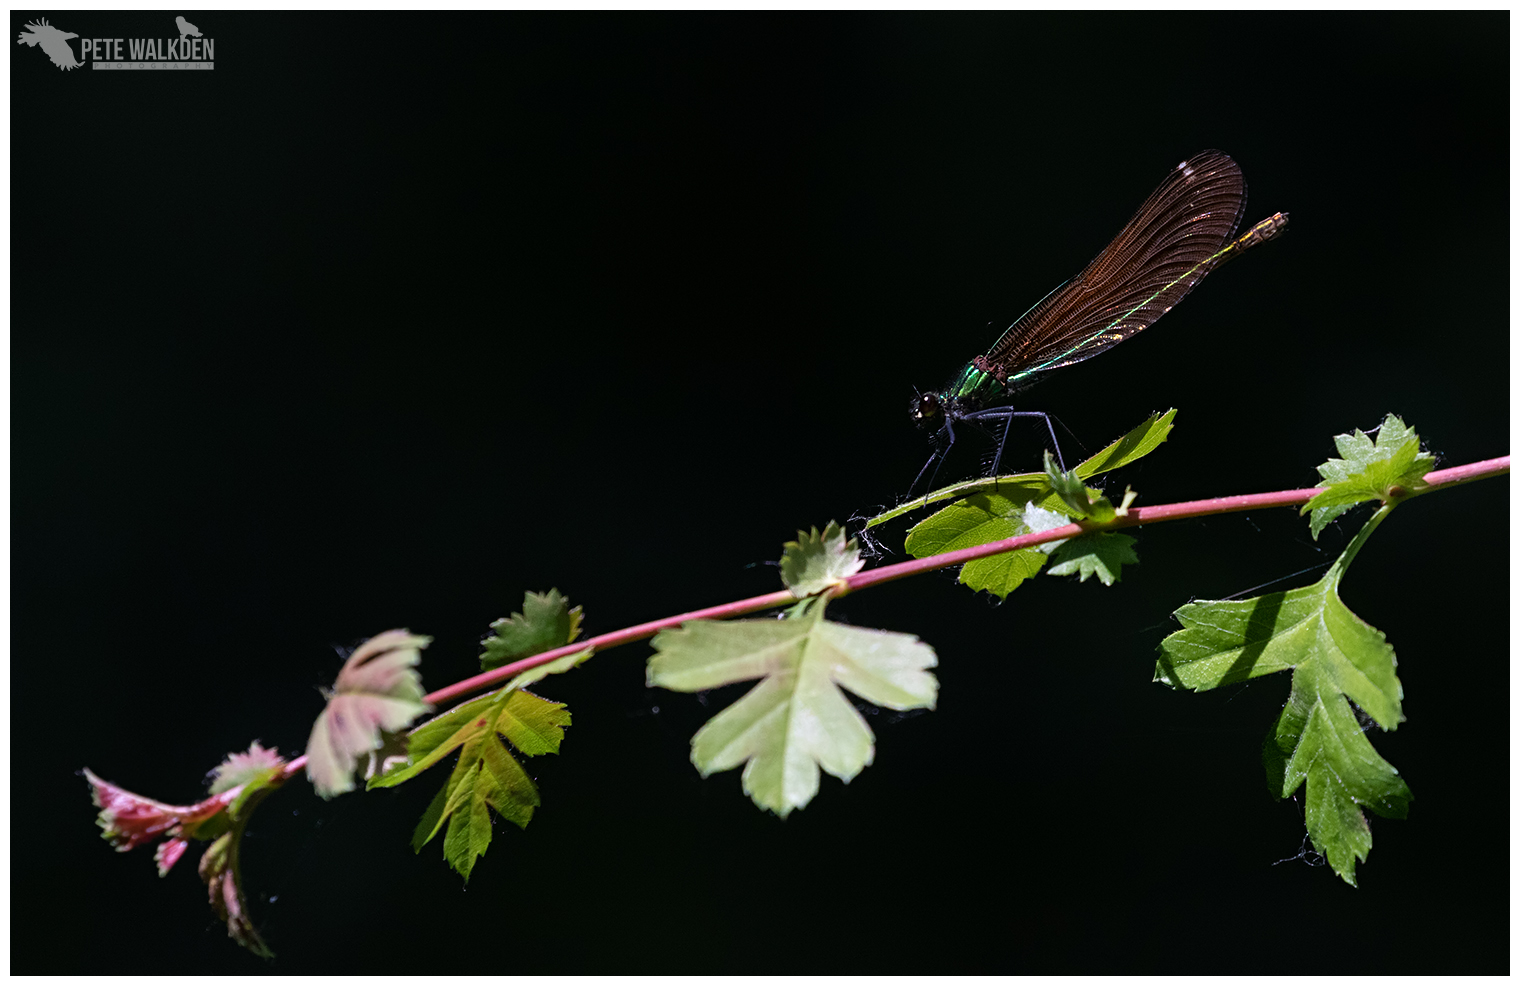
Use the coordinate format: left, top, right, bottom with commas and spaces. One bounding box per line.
909, 149, 1288, 492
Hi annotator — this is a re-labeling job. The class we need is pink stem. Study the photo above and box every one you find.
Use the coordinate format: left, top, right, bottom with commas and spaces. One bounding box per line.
260, 453, 1507, 793
1419, 454, 1510, 488
417, 454, 1508, 706
424, 589, 797, 706
848, 455, 1507, 592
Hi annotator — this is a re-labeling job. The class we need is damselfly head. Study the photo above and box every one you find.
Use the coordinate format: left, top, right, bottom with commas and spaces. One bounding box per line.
910, 392, 945, 427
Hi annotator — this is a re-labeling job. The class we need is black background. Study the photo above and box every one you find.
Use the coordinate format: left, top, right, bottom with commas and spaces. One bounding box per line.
13, 12, 1508, 974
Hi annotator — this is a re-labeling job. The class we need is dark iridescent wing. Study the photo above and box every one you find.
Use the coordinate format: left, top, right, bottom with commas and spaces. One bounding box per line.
986, 150, 1246, 384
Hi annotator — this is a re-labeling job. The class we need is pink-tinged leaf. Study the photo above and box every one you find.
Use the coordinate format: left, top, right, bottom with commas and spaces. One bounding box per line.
197, 768, 287, 958
155, 837, 189, 876
83, 768, 230, 855
85, 741, 291, 862
199, 832, 273, 959
306, 630, 432, 798
86, 750, 290, 957
208, 740, 283, 794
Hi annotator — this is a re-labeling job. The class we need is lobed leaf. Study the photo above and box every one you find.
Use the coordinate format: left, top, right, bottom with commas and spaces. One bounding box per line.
1260, 660, 1411, 886
85, 772, 220, 865
205, 762, 289, 955
779, 521, 864, 597
904, 485, 1050, 599
385, 686, 572, 880
1303, 414, 1433, 538
371, 604, 588, 882
481, 589, 583, 670
87, 742, 294, 959
1046, 533, 1138, 585
1155, 507, 1408, 885
371, 687, 573, 789
1154, 549, 1403, 728
904, 480, 1108, 599
412, 724, 544, 880
647, 601, 936, 817
305, 630, 432, 799
208, 741, 283, 795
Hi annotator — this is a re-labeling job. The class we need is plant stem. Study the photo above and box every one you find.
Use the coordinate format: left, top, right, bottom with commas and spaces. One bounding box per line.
221, 454, 1514, 840
419, 453, 1509, 707
423, 589, 799, 706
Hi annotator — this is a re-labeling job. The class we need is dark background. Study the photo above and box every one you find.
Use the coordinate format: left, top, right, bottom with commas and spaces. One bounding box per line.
13, 11, 1508, 974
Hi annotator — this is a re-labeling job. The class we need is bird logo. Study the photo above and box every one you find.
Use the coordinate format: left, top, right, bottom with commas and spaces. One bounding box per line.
175, 16, 202, 38
16, 18, 82, 71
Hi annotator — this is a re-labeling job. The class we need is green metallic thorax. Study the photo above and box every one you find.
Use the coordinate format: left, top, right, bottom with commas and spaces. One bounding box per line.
944, 360, 1010, 409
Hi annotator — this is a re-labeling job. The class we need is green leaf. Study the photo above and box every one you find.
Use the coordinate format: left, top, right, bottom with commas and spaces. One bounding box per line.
1046, 532, 1138, 585
1072, 409, 1176, 479
1046, 452, 1135, 522
1155, 508, 1408, 885
372, 690, 497, 788
1155, 524, 1404, 727
410, 781, 449, 854
779, 521, 864, 597
441, 763, 494, 880
647, 601, 937, 817
903, 476, 1099, 599
898, 414, 1159, 590
892, 418, 1160, 599
1303, 414, 1433, 539
862, 471, 1045, 529
394, 688, 569, 881
481, 589, 584, 670
501, 647, 594, 694
375, 649, 591, 791
862, 412, 1172, 531
372, 686, 572, 790
495, 681, 577, 755
1261, 659, 1411, 886
899, 474, 1118, 595
373, 590, 588, 878
961, 547, 1049, 599
1045, 451, 1103, 517
371, 639, 585, 881
904, 486, 1045, 598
